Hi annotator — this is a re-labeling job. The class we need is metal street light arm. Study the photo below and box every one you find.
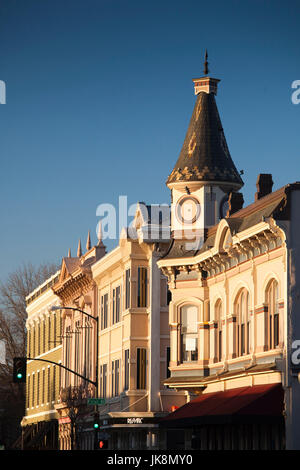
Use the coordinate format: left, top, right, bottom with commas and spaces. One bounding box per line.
26, 357, 97, 386
51, 306, 97, 322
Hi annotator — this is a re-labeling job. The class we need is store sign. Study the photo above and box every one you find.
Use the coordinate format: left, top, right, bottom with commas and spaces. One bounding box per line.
87, 398, 106, 405
127, 417, 143, 424
59, 417, 71, 424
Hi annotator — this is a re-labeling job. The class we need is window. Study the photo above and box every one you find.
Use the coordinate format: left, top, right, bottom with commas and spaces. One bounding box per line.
138, 267, 147, 307
47, 367, 50, 403
42, 320, 46, 353
111, 359, 120, 397
180, 305, 198, 362
166, 347, 171, 378
27, 329, 31, 358
58, 311, 62, 345
52, 366, 56, 402
74, 320, 81, 386
49, 315, 52, 347
37, 371, 40, 405
266, 280, 279, 349
42, 369, 45, 405
27, 375, 30, 408
65, 326, 71, 387
101, 293, 108, 330
125, 269, 131, 309
100, 364, 107, 398
59, 362, 61, 398
32, 374, 35, 407
113, 286, 121, 324
53, 313, 57, 347
215, 300, 223, 362
124, 349, 129, 391
47, 315, 51, 352
235, 289, 250, 357
137, 348, 147, 389
37, 323, 40, 356
32, 326, 36, 357
84, 318, 92, 379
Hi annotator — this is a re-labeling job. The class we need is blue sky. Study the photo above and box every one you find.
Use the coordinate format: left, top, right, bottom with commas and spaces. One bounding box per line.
0, 0, 299, 282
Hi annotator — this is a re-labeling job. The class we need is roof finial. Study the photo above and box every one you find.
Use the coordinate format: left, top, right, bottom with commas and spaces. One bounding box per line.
77, 239, 82, 257
67, 248, 71, 258
86, 230, 91, 251
203, 49, 209, 75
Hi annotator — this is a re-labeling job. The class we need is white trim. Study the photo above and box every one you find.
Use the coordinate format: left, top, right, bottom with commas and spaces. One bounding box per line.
25, 409, 57, 419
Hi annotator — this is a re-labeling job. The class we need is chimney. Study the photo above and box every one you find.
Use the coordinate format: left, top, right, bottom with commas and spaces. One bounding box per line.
255, 174, 274, 201
226, 192, 244, 217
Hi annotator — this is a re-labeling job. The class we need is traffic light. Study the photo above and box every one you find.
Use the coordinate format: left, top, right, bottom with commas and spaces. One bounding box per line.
93, 413, 100, 430
13, 357, 26, 383
98, 440, 108, 449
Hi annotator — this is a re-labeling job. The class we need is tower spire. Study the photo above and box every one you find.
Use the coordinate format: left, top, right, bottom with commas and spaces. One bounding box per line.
77, 239, 82, 257
86, 230, 91, 251
67, 248, 71, 258
167, 61, 243, 190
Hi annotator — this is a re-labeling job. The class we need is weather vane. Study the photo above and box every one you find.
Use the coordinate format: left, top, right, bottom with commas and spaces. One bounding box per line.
203, 49, 209, 75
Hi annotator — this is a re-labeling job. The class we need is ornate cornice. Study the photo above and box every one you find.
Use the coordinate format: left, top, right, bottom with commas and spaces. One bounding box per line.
161, 226, 285, 282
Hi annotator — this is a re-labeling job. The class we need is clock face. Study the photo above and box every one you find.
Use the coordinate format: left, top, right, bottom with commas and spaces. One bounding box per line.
176, 196, 201, 225
220, 196, 229, 219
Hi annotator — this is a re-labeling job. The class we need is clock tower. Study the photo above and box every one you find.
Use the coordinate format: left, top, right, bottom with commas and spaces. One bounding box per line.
167, 53, 244, 249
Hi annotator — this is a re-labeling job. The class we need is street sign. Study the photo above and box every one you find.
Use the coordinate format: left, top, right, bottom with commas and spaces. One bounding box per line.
87, 398, 106, 405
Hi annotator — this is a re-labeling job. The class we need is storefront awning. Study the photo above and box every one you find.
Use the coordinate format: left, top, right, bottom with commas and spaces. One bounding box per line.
160, 383, 284, 427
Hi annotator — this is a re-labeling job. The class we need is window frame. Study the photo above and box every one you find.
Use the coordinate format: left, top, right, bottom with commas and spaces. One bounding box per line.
265, 280, 279, 350
101, 293, 109, 330
180, 304, 199, 363
137, 267, 148, 308
136, 348, 147, 389
234, 289, 250, 357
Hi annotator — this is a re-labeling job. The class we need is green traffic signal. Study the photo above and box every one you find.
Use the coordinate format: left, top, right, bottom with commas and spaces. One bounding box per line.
93, 412, 100, 430
13, 357, 27, 383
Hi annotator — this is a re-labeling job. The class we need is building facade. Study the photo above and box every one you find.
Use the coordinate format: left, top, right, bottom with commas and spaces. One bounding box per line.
52, 233, 106, 450
21, 62, 300, 451
90, 208, 186, 450
21, 271, 62, 450
158, 70, 300, 450
47, 213, 185, 450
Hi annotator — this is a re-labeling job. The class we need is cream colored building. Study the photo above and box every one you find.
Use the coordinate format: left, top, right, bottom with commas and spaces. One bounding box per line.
21, 271, 62, 449
21, 61, 300, 451
90, 207, 185, 450
47, 213, 184, 450
157, 69, 300, 450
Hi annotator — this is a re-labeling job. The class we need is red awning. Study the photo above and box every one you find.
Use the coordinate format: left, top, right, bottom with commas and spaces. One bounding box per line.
161, 383, 283, 426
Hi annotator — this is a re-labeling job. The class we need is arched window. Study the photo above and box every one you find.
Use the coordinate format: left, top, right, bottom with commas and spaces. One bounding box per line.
234, 289, 250, 357
265, 280, 279, 349
180, 305, 198, 362
215, 300, 223, 362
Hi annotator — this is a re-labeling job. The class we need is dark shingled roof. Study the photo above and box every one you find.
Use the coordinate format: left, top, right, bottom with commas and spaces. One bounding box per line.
167, 92, 243, 188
